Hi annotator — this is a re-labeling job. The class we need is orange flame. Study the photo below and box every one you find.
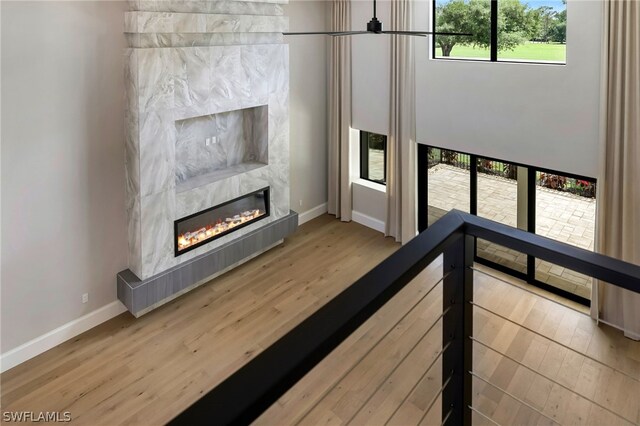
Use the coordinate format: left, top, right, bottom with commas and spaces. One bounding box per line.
177, 209, 264, 251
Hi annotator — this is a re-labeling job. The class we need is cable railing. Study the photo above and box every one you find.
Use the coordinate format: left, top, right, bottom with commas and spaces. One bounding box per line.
169, 210, 640, 426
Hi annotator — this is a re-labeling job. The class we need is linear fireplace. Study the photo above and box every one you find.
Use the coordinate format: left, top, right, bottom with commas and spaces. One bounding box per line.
174, 187, 270, 256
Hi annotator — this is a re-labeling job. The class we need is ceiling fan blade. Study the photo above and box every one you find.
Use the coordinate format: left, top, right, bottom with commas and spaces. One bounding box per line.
283, 32, 337, 35
389, 30, 473, 36
283, 29, 473, 37
381, 31, 427, 37
330, 31, 371, 36
283, 31, 368, 36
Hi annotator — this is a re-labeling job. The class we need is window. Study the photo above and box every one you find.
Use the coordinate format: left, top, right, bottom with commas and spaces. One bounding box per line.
433, 0, 566, 64
418, 144, 595, 306
360, 131, 387, 185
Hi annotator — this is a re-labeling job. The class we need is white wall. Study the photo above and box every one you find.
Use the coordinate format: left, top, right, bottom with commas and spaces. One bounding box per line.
352, 181, 386, 230
1, 1, 129, 354
287, 1, 329, 214
0, 1, 328, 359
352, 0, 603, 179
415, 0, 602, 178
350, 1, 391, 232
352, 0, 392, 137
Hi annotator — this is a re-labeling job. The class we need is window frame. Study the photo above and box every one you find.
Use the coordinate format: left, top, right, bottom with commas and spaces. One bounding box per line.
431, 0, 567, 65
359, 130, 388, 186
417, 143, 595, 306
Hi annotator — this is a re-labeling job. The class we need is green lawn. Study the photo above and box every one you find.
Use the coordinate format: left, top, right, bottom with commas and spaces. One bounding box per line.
436, 42, 566, 62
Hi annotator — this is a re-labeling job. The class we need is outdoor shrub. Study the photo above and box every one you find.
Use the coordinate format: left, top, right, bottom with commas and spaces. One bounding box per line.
441, 150, 458, 165
503, 164, 518, 180
575, 180, 596, 198
539, 173, 567, 190
428, 147, 441, 168
477, 159, 494, 174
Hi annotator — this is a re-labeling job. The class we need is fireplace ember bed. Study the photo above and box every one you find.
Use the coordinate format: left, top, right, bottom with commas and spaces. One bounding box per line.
174, 187, 270, 256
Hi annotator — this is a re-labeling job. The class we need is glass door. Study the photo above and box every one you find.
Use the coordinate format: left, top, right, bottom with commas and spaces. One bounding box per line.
475, 158, 528, 276
534, 171, 596, 300
425, 147, 471, 227
419, 144, 596, 306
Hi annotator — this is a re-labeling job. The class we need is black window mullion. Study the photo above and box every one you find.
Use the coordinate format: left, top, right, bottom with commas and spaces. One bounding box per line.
360, 132, 369, 181
418, 144, 429, 233
470, 155, 478, 215
432, 0, 437, 60
383, 142, 387, 184
470, 154, 478, 260
490, 0, 498, 61
527, 167, 536, 283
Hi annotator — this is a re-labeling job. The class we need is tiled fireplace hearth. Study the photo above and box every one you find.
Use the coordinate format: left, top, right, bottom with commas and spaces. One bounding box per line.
117, 0, 297, 316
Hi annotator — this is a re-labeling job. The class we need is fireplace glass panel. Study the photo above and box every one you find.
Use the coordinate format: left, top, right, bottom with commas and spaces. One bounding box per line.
175, 187, 270, 256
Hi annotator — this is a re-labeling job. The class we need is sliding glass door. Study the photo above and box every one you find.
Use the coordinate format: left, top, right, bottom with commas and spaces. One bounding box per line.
425, 147, 470, 226
476, 158, 528, 275
418, 144, 596, 306
534, 172, 596, 300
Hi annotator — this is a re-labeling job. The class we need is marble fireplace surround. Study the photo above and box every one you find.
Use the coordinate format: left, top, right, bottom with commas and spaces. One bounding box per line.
175, 105, 269, 193
118, 0, 296, 316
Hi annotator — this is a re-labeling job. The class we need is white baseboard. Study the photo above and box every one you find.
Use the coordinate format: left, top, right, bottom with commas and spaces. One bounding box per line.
298, 202, 328, 226
0, 203, 367, 373
0, 301, 127, 373
352, 210, 385, 233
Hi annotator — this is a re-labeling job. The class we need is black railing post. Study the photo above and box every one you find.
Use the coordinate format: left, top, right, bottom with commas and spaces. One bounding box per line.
442, 234, 474, 426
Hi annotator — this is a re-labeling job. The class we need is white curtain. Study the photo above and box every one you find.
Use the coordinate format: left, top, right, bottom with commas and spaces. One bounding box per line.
327, 0, 353, 221
386, 0, 417, 244
593, 0, 640, 340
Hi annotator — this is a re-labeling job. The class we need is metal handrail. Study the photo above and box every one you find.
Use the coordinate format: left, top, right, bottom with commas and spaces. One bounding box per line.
169, 210, 640, 426
462, 213, 640, 292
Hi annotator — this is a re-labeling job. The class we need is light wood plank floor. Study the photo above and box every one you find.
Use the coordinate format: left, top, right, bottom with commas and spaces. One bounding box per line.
2, 215, 639, 425
1, 215, 399, 425
257, 259, 640, 426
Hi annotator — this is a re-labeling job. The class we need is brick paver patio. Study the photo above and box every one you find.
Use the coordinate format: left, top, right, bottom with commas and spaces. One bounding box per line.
427, 164, 595, 299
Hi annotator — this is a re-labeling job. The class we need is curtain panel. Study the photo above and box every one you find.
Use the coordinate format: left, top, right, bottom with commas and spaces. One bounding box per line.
594, 0, 640, 340
327, 0, 353, 221
386, 0, 417, 244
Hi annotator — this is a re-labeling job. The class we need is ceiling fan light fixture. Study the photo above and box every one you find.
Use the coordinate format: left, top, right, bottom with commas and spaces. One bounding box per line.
367, 17, 382, 33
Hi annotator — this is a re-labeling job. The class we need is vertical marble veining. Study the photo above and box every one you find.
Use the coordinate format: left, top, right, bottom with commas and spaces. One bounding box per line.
243, 106, 269, 162
137, 48, 176, 113
140, 189, 177, 277
139, 110, 176, 196
210, 46, 250, 102
175, 46, 210, 109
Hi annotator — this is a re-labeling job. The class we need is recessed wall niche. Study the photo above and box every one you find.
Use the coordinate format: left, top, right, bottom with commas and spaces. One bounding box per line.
175, 105, 269, 193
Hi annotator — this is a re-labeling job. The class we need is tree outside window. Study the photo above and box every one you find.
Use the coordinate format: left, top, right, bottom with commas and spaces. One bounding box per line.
434, 0, 567, 63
